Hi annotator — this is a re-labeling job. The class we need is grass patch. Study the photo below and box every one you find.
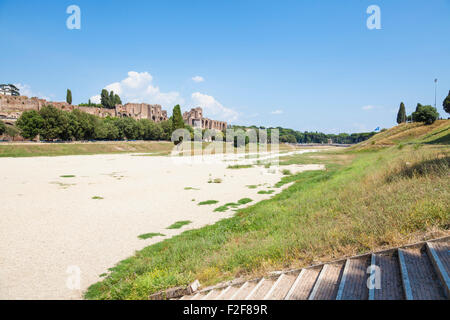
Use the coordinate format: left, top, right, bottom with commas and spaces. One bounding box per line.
237, 198, 253, 205
198, 200, 219, 206
214, 205, 230, 212
258, 190, 275, 195
282, 169, 292, 175
85, 126, 449, 300
227, 164, 253, 169
92, 196, 104, 200
0, 141, 175, 158
60, 175, 76, 178
246, 185, 258, 189
208, 178, 222, 184
166, 221, 192, 229
138, 233, 165, 240
214, 202, 240, 212
184, 187, 200, 190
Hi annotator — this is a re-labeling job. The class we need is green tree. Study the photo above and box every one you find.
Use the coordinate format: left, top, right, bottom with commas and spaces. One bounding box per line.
115, 117, 139, 140
171, 105, 185, 131
100, 90, 122, 108
396, 102, 406, 124
95, 118, 120, 140
411, 105, 439, 125
101, 89, 110, 108
159, 119, 172, 140
72, 109, 97, 140
443, 90, 450, 115
138, 119, 163, 140
16, 110, 44, 139
38, 105, 67, 140
0, 121, 6, 135
114, 94, 122, 105
109, 91, 116, 108
170, 105, 185, 144
66, 89, 72, 105
62, 111, 82, 141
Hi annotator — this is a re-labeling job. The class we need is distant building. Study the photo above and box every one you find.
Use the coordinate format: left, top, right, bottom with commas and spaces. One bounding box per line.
0, 84, 20, 96
183, 107, 227, 130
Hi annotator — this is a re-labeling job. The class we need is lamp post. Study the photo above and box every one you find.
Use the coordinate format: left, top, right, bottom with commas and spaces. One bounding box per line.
434, 78, 438, 108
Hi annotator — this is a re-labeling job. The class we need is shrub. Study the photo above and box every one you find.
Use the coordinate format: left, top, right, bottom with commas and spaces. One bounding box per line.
16, 110, 44, 139
411, 105, 439, 125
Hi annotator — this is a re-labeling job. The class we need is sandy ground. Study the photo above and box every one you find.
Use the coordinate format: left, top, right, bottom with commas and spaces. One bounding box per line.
0, 150, 323, 300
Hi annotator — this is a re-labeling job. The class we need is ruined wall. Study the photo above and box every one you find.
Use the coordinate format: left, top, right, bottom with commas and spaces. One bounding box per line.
183, 107, 227, 131
116, 103, 168, 122
0, 96, 167, 122
0, 96, 225, 130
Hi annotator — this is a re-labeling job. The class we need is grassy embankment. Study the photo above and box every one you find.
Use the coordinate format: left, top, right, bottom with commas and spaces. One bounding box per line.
82, 121, 448, 299
0, 140, 301, 157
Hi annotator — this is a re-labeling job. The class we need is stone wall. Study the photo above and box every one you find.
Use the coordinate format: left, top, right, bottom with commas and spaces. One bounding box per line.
115, 103, 168, 122
183, 107, 227, 131
0, 96, 225, 130
0, 95, 167, 122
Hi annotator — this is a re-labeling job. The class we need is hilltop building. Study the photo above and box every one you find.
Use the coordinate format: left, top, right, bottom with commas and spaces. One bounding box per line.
0, 84, 20, 96
183, 107, 227, 131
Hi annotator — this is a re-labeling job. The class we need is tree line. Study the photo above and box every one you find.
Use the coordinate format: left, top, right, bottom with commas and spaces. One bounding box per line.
230, 125, 376, 144
65, 88, 122, 109
15, 105, 187, 141
396, 90, 450, 125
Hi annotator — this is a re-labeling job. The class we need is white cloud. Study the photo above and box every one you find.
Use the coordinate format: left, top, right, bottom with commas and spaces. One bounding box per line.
271, 109, 283, 115
90, 95, 101, 104
362, 105, 376, 110
14, 83, 49, 100
191, 76, 205, 83
191, 92, 239, 122
90, 71, 183, 107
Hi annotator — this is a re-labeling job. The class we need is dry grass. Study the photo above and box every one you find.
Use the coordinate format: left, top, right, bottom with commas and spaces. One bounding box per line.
353, 120, 450, 150
0, 141, 175, 157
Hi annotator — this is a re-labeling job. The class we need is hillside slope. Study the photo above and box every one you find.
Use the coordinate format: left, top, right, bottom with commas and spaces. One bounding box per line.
352, 120, 450, 150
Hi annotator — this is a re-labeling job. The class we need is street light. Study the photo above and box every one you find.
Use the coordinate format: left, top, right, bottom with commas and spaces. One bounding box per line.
434, 78, 438, 108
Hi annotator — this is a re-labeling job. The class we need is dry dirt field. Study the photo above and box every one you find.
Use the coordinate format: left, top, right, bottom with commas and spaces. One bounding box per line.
0, 149, 324, 299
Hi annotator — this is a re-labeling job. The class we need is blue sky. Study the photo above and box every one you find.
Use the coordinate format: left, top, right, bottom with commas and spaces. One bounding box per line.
1, 0, 449, 133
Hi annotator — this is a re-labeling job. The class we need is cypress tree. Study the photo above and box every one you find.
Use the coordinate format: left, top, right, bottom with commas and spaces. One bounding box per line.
114, 94, 122, 105
66, 89, 72, 105
171, 105, 185, 145
101, 89, 110, 108
396, 102, 406, 124
109, 91, 115, 108
171, 105, 185, 131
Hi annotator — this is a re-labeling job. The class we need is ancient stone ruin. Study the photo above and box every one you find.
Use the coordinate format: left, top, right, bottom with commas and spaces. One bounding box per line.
183, 107, 227, 131
0, 95, 227, 130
